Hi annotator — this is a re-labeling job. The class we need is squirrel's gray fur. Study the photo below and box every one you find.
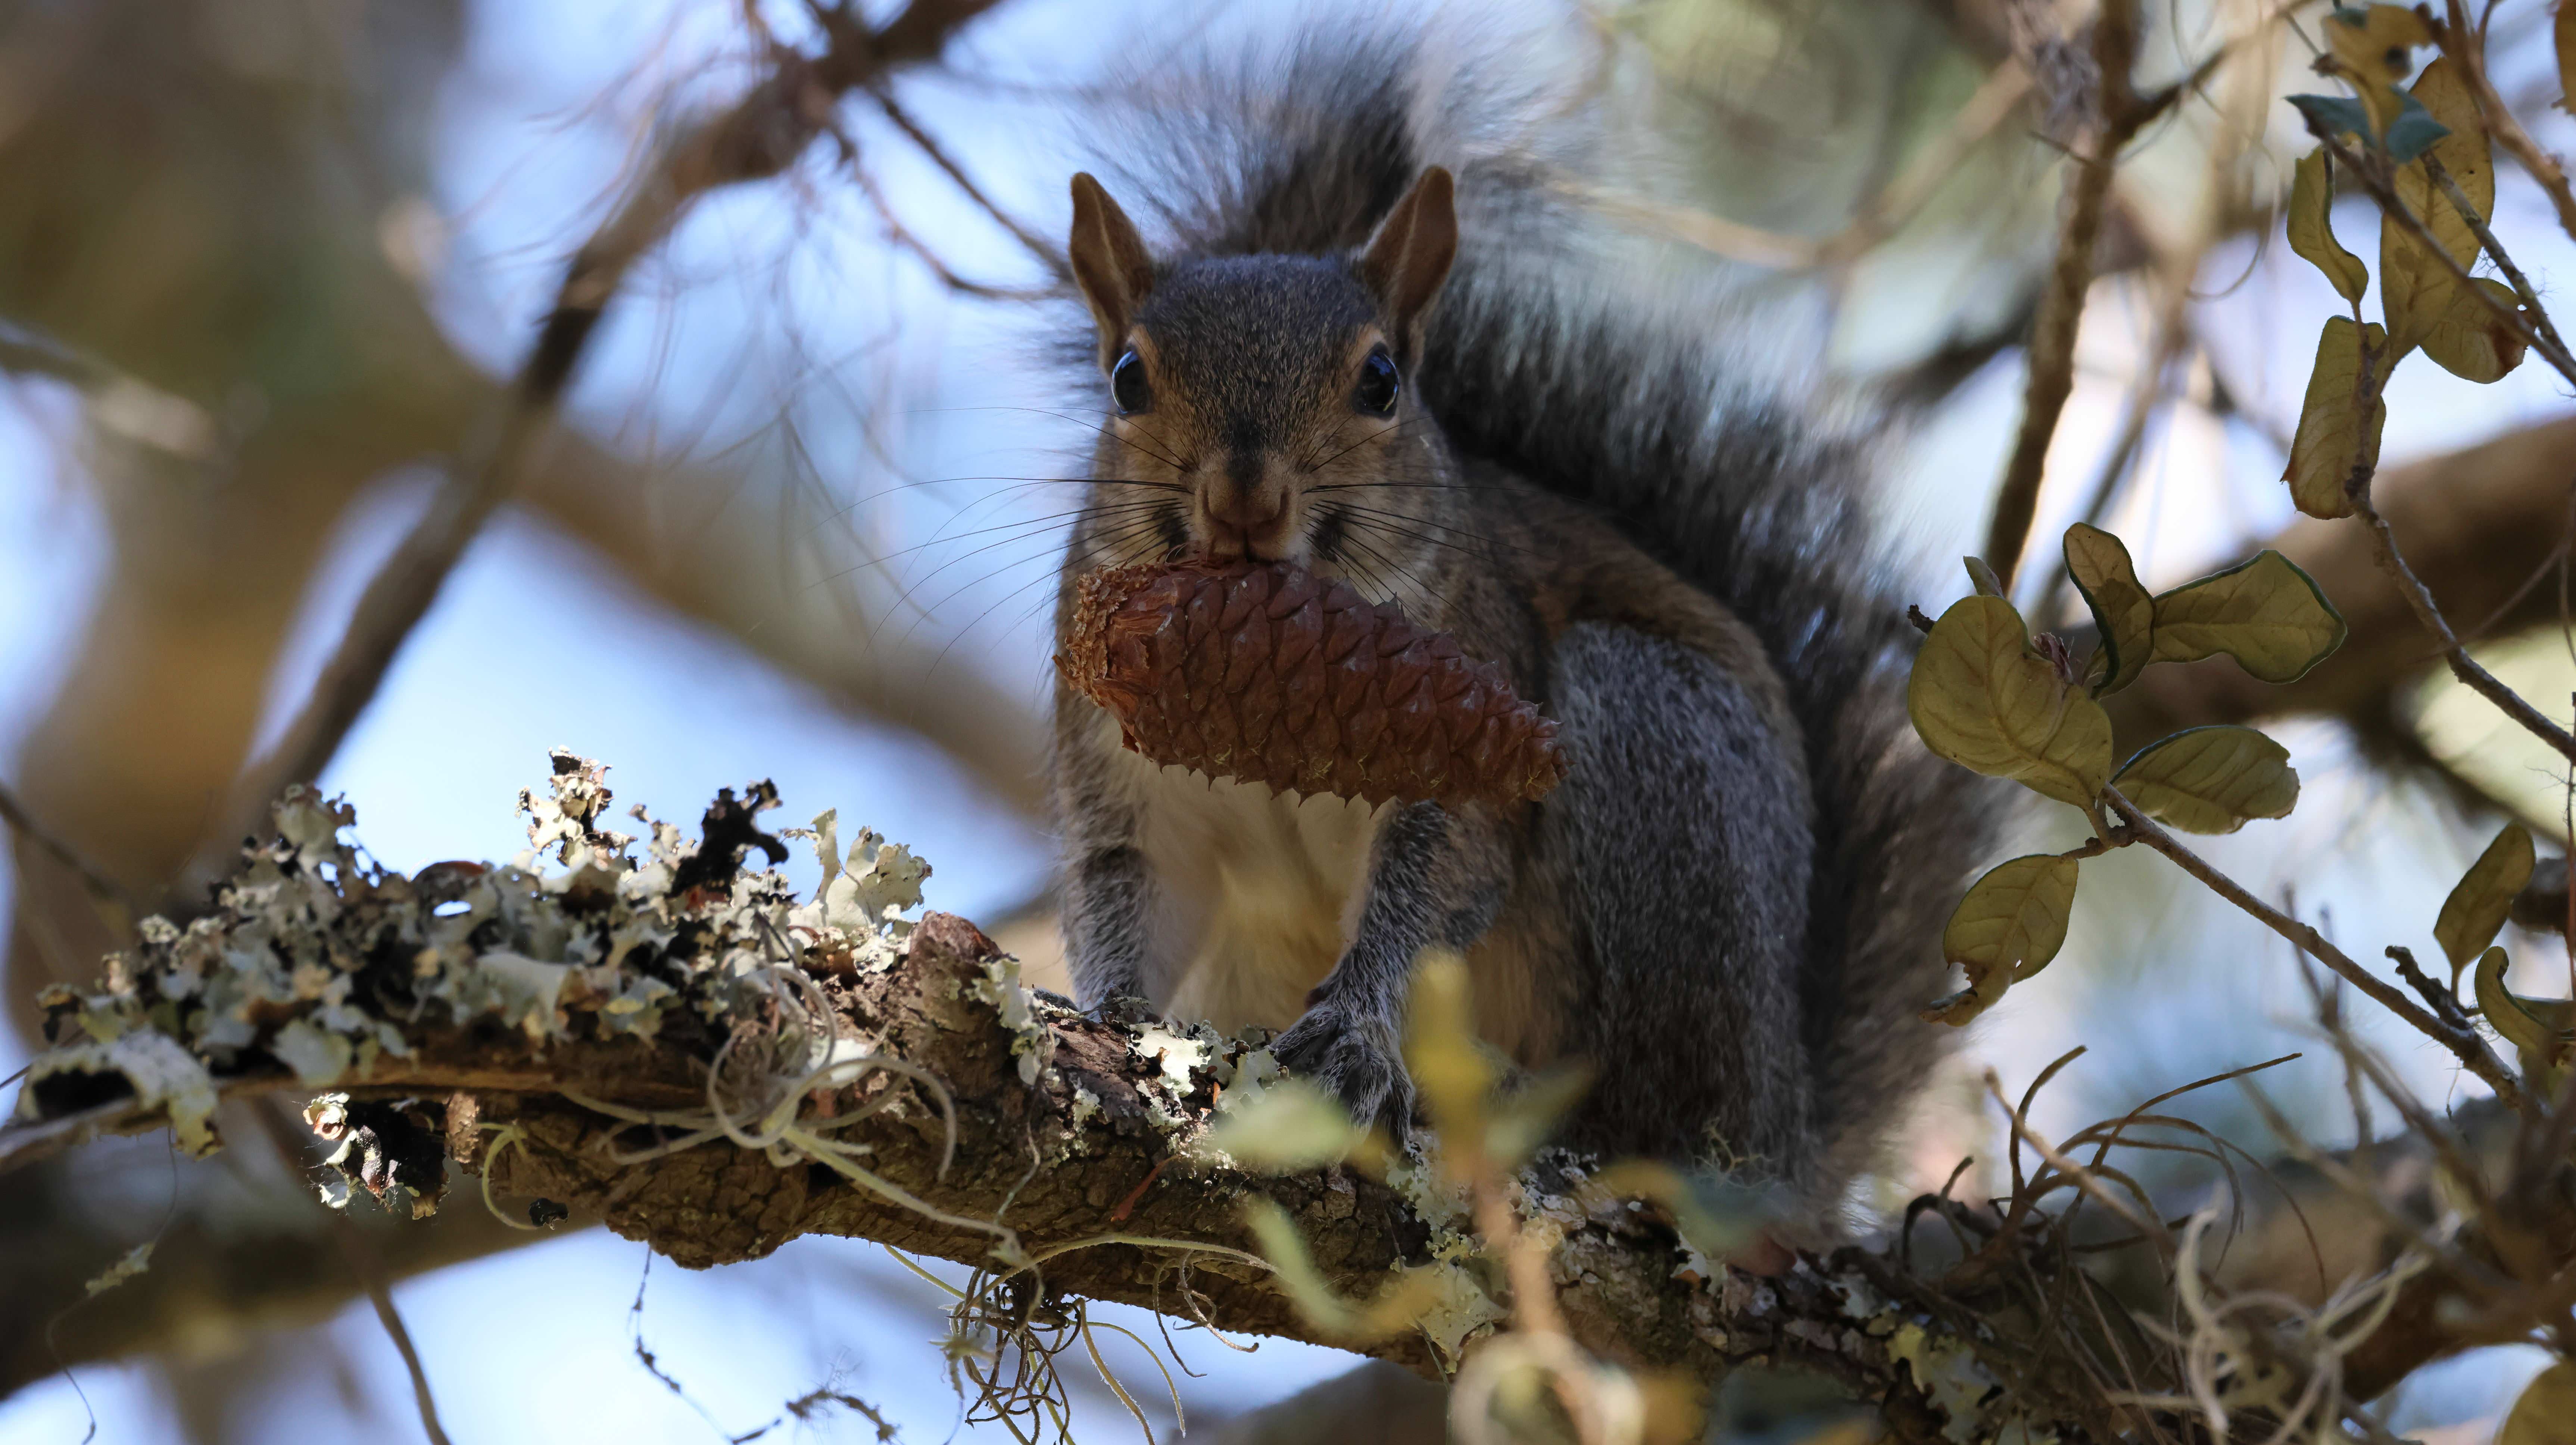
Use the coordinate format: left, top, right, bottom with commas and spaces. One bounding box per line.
1045, 18, 1997, 1221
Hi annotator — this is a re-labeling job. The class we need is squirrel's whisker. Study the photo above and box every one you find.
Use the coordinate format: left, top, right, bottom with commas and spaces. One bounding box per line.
819, 500, 1171, 595
863, 503, 1172, 641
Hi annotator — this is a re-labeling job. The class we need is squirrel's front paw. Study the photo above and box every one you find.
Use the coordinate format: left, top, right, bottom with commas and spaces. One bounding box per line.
1270, 1005, 1413, 1138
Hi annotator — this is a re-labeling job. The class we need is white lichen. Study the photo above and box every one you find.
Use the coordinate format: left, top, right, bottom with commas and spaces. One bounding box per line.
785, 809, 927, 974
1132, 1024, 1213, 1091
1413, 1259, 1510, 1363
16, 1030, 221, 1157
1888, 1320, 2001, 1444
967, 952, 1052, 1086
10, 758, 938, 1170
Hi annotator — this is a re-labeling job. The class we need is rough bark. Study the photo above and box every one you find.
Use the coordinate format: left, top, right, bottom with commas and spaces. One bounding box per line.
0, 781, 2143, 1442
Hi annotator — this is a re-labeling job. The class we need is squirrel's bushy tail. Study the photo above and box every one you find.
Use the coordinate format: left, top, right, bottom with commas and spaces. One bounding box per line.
1082, 19, 2001, 1209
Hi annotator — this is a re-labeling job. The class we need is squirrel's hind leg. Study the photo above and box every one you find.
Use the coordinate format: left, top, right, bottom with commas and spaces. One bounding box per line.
1535, 622, 1818, 1179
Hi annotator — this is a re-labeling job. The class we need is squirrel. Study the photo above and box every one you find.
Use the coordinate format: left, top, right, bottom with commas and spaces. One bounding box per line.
1044, 29, 1998, 1218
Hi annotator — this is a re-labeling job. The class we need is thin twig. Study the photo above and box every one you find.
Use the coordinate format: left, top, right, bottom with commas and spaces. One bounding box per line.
2351, 489, 2576, 763
0, 776, 135, 922
2422, 151, 2575, 365
1816, 56, 2037, 267
2101, 786, 2526, 1109
1984, 1069, 2175, 1256
2436, 0, 2576, 249
0, 320, 112, 388
2293, 138, 2576, 764
334, 1217, 452, 1445
1576, 50, 2037, 271
1985, 0, 2143, 588
250, 1102, 453, 1445
867, 87, 1068, 277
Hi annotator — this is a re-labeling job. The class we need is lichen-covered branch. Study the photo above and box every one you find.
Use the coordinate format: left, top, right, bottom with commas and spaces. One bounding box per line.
1, 758, 2209, 1443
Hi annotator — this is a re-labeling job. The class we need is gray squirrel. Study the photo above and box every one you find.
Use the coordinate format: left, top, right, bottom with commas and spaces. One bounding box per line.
1044, 28, 1998, 1220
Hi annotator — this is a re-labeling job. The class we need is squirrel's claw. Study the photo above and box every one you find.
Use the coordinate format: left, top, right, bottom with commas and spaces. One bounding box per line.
1271, 1004, 1415, 1141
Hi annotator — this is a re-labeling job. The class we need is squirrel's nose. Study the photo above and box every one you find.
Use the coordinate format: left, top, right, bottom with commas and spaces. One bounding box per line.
1201, 457, 1288, 558
1207, 480, 1285, 532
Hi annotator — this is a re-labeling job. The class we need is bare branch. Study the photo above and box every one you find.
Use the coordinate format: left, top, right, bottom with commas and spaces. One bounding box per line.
1985, 0, 2149, 589
2100, 786, 2525, 1108
200, 0, 1015, 882
2436, 0, 2576, 250
2110, 415, 2576, 750
0, 777, 134, 923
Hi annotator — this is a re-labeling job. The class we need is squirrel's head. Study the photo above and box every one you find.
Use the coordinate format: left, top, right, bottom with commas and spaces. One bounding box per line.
1065, 167, 1456, 571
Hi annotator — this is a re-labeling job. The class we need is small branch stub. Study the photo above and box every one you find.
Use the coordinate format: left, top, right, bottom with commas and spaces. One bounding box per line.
1057, 561, 1567, 808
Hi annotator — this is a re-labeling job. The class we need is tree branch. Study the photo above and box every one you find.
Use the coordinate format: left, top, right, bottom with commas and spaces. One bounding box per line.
2109, 414, 2576, 750
1983, 0, 2142, 589
199, 0, 1014, 888
0, 777, 2176, 1442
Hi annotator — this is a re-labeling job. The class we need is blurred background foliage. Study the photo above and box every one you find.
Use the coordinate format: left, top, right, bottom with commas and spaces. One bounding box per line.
0, 0, 2571, 1438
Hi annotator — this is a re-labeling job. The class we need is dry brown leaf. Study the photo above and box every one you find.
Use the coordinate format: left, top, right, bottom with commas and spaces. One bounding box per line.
2283, 316, 2392, 518
2421, 275, 2528, 382
2435, 822, 2534, 972
2383, 57, 2494, 354
2289, 149, 2369, 303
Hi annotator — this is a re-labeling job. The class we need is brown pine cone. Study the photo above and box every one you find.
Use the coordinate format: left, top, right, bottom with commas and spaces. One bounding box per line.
1056, 560, 1567, 809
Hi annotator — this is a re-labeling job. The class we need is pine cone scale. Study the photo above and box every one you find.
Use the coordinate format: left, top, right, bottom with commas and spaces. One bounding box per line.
1057, 560, 1568, 809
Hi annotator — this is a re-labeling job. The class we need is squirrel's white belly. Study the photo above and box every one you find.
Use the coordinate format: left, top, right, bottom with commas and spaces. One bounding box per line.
1115, 738, 1385, 1034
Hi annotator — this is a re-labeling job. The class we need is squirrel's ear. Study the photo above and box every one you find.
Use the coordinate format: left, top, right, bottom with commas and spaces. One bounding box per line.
1069, 173, 1155, 370
1359, 166, 1457, 361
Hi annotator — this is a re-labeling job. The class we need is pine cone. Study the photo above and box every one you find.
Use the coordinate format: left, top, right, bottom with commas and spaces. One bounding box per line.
1057, 560, 1567, 808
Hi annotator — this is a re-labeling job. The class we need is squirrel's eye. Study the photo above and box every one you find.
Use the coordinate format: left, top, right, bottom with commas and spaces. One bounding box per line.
1110, 350, 1151, 414
1354, 349, 1400, 416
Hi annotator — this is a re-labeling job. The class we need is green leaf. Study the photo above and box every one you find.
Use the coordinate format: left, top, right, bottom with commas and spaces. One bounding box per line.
2283, 316, 2393, 519
2112, 726, 2300, 834
2288, 150, 2370, 303
2286, 93, 2373, 142
2502, 1362, 2576, 1445
1590, 1160, 1776, 1265
1402, 951, 1492, 1152
2149, 551, 2349, 682
2063, 524, 2156, 694
1485, 1062, 1593, 1172
1963, 557, 2005, 598
2381, 90, 2452, 164
1242, 1199, 1439, 1342
1906, 596, 2114, 807
1195, 1077, 1385, 1174
2435, 822, 2534, 972
1924, 853, 2080, 1025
